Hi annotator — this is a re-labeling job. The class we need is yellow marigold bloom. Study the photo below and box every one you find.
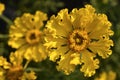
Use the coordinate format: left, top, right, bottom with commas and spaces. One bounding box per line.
0, 3, 5, 15
0, 52, 37, 80
45, 4, 113, 77
8, 11, 48, 62
94, 71, 116, 80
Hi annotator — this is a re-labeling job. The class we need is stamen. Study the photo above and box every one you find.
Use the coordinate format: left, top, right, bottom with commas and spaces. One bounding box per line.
26, 29, 41, 45
68, 29, 89, 52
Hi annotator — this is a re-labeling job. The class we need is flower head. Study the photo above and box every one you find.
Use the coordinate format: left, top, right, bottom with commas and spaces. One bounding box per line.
94, 71, 116, 80
0, 3, 5, 15
0, 52, 36, 80
8, 11, 48, 62
45, 4, 113, 77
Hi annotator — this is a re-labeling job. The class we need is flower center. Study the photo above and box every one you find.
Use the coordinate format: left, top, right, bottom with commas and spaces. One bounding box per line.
6, 65, 23, 80
26, 29, 41, 45
68, 29, 89, 52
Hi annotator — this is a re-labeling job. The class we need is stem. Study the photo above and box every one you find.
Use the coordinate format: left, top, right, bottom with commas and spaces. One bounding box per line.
24, 60, 30, 70
26, 67, 42, 72
0, 14, 13, 26
0, 34, 9, 38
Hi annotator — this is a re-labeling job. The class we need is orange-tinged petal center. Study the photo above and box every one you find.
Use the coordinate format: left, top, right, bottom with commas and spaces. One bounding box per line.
6, 65, 23, 80
26, 29, 41, 45
68, 29, 89, 52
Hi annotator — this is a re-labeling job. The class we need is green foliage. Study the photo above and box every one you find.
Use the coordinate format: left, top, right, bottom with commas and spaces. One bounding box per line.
8, 0, 64, 16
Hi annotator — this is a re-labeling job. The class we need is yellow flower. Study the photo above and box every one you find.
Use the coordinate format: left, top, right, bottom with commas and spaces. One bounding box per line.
94, 71, 116, 80
8, 11, 48, 62
0, 3, 5, 15
0, 52, 37, 80
45, 4, 113, 77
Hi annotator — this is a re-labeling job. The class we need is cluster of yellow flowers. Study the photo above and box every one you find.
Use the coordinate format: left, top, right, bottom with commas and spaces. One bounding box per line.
0, 2, 114, 80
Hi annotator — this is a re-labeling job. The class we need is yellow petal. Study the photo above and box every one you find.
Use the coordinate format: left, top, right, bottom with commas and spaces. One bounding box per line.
24, 46, 34, 61
46, 9, 72, 37
94, 71, 116, 80
88, 14, 113, 39
34, 11, 48, 29
21, 71, 37, 80
70, 52, 81, 65
10, 51, 23, 66
9, 25, 25, 37
80, 50, 99, 77
95, 72, 107, 80
57, 51, 76, 75
0, 57, 11, 69
71, 5, 95, 29
88, 37, 113, 58
49, 46, 69, 61
0, 68, 5, 80
0, 3, 5, 15
37, 44, 48, 62
8, 38, 26, 48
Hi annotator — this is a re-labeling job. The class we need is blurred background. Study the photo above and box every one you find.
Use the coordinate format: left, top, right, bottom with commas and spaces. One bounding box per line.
0, 0, 120, 80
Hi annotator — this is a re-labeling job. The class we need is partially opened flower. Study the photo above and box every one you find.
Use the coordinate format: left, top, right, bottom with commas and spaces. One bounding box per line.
94, 71, 116, 80
8, 11, 48, 62
45, 4, 114, 77
0, 3, 5, 15
0, 52, 36, 80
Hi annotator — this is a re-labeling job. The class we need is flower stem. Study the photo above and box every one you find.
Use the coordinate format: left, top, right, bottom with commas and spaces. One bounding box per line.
0, 14, 13, 26
26, 67, 42, 72
24, 60, 31, 70
0, 34, 9, 39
